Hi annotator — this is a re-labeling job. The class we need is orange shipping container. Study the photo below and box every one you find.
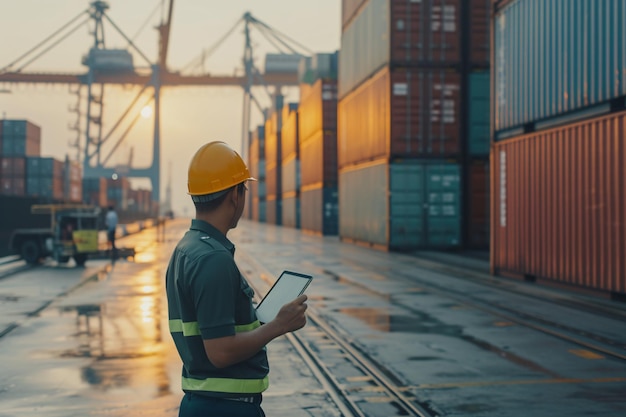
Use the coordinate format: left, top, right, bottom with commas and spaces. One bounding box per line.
338, 66, 462, 169
281, 105, 299, 162
265, 113, 281, 198
299, 79, 337, 143
491, 111, 626, 296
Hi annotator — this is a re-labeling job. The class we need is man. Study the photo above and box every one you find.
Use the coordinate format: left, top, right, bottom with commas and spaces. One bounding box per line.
105, 205, 118, 257
166, 141, 308, 417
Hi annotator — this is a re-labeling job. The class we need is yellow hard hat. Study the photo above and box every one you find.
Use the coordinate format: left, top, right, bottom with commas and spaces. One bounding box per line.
188, 141, 256, 199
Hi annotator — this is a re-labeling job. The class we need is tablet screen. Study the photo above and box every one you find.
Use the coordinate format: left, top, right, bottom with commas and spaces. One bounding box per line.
255, 270, 312, 323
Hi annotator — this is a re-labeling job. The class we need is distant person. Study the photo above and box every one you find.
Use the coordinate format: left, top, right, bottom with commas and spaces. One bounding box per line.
166, 141, 308, 417
105, 205, 118, 257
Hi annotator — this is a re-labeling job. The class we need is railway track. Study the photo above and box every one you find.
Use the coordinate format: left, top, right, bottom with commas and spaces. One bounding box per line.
326, 253, 626, 364
239, 251, 438, 417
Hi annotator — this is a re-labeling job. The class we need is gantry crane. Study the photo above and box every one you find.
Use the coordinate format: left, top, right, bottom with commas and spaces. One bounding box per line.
0, 1, 307, 207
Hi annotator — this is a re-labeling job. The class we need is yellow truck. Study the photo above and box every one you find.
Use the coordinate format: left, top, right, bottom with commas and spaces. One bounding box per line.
9, 204, 133, 266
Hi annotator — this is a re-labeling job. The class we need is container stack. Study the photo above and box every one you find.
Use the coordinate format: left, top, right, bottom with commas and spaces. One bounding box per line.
82, 177, 108, 207
299, 78, 339, 235
463, 0, 491, 249
265, 96, 284, 225
63, 157, 83, 203
491, 0, 626, 296
25, 157, 64, 200
127, 188, 152, 214
106, 176, 130, 210
0, 120, 41, 196
280, 103, 300, 228
338, 0, 466, 250
249, 126, 266, 222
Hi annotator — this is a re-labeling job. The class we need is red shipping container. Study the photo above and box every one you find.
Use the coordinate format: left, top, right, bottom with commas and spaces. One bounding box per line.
469, 0, 490, 67
0, 157, 26, 177
338, 66, 462, 168
491, 111, 626, 296
1, 178, 25, 195
468, 159, 490, 249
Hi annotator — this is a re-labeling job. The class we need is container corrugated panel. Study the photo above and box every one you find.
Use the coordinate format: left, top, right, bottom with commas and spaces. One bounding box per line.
299, 79, 338, 144
1, 178, 25, 196
26, 157, 64, 178
339, 0, 462, 98
281, 157, 299, 195
468, 72, 491, 155
494, 0, 626, 133
0, 157, 26, 177
491, 111, 626, 295
339, 159, 461, 250
26, 177, 63, 200
265, 113, 282, 198
281, 107, 299, 161
470, 0, 491, 67
338, 66, 462, 168
252, 197, 266, 223
281, 194, 300, 229
301, 185, 338, 235
342, 0, 368, 30
301, 130, 338, 188
467, 159, 490, 249
266, 196, 282, 226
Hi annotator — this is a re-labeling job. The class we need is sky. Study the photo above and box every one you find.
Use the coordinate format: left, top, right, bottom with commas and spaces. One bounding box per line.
0, 0, 341, 217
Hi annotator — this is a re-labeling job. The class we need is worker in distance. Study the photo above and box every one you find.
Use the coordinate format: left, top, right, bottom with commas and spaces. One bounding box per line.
166, 141, 308, 416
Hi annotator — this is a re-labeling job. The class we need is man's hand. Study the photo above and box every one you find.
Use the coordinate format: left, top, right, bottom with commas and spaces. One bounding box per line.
273, 294, 308, 333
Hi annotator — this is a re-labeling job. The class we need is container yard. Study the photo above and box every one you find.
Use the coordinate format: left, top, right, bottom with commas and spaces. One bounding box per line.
1, 1, 625, 416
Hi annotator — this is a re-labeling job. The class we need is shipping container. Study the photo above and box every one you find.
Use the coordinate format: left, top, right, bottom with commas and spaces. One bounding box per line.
281, 104, 299, 162
252, 197, 266, 223
339, 159, 461, 250
26, 157, 64, 177
1, 178, 25, 196
0, 120, 41, 157
298, 52, 339, 84
468, 72, 491, 155
341, 0, 368, 30
469, 0, 491, 67
299, 79, 338, 143
0, 157, 26, 178
301, 185, 338, 236
107, 177, 130, 210
339, 0, 462, 98
491, 111, 626, 296
466, 159, 490, 249
282, 193, 300, 229
493, 0, 626, 135
25, 177, 63, 200
339, 66, 462, 168
266, 196, 281, 226
82, 177, 108, 207
63, 158, 82, 203
265, 112, 282, 225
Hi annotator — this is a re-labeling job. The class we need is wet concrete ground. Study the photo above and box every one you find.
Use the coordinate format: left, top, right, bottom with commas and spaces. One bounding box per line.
1, 218, 625, 416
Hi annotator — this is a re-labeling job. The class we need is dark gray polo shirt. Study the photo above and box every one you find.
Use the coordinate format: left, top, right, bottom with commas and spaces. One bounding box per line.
166, 219, 269, 397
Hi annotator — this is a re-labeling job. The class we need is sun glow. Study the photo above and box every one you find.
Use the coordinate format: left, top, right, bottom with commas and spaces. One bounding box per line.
141, 105, 153, 119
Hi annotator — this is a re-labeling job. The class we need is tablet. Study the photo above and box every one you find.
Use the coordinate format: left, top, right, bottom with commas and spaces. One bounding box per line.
255, 270, 312, 324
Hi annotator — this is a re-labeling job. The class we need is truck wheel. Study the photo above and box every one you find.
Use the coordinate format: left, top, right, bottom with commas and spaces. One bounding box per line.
21, 240, 41, 265
73, 254, 87, 267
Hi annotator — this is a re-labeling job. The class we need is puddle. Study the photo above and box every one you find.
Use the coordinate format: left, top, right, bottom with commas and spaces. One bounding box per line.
338, 307, 463, 335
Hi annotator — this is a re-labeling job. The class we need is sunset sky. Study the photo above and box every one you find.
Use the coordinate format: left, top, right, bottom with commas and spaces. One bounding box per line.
0, 0, 341, 216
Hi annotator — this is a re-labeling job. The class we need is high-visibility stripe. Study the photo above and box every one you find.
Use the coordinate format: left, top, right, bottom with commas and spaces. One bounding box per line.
182, 375, 269, 393
170, 319, 261, 336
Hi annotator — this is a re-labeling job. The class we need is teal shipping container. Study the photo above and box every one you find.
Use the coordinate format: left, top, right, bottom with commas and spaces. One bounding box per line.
468, 72, 491, 155
339, 159, 461, 250
494, 0, 626, 134
301, 186, 338, 236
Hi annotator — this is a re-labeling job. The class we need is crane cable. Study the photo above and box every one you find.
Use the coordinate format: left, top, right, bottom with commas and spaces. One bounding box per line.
128, 0, 163, 46
0, 9, 90, 73
248, 15, 313, 56
180, 16, 244, 74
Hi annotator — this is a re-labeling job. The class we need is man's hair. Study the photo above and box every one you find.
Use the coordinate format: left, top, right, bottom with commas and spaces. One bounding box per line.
194, 182, 246, 213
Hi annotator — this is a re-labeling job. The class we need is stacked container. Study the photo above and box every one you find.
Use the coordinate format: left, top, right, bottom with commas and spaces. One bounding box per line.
299, 78, 339, 235
0, 120, 42, 196
338, 0, 470, 250
491, 0, 626, 296
82, 177, 108, 207
249, 126, 266, 222
265, 96, 284, 225
63, 157, 83, 203
281, 103, 300, 228
106, 177, 130, 210
25, 157, 64, 200
127, 188, 152, 214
